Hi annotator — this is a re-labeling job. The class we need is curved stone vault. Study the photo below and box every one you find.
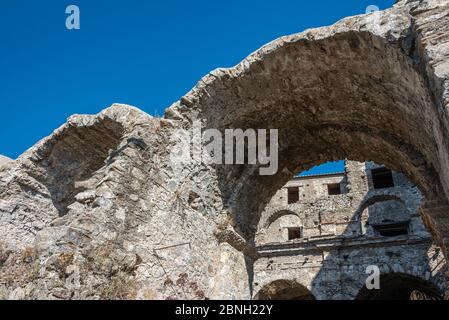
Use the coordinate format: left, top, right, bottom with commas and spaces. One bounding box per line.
0, 0, 449, 300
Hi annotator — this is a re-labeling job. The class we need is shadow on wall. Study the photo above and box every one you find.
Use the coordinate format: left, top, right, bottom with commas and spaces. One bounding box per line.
20, 117, 125, 216
253, 161, 448, 300
179, 21, 449, 300
203, 31, 449, 299
254, 279, 316, 300
356, 273, 442, 300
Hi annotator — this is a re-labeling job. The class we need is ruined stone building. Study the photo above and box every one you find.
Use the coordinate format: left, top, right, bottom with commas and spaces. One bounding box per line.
253, 161, 447, 300
1, 0, 449, 300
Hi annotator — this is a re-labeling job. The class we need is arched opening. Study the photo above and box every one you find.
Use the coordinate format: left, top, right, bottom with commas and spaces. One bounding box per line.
11, 106, 143, 218
252, 160, 448, 300
26, 117, 125, 216
256, 161, 428, 241
360, 199, 411, 237
167, 30, 449, 245
165, 16, 449, 300
356, 273, 443, 300
260, 211, 303, 243
254, 280, 316, 300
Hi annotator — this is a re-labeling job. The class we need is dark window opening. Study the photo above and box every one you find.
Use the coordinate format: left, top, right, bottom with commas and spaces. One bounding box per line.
288, 187, 299, 204
373, 221, 409, 237
288, 227, 303, 240
356, 273, 442, 300
327, 183, 342, 195
372, 168, 395, 189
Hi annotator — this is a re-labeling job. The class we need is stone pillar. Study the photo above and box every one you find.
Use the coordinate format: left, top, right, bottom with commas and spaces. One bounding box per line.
211, 216, 257, 299
421, 200, 449, 299
344, 161, 369, 195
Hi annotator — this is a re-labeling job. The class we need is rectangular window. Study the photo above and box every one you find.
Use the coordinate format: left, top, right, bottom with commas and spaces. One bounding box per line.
372, 168, 395, 189
373, 222, 409, 237
288, 227, 303, 240
287, 187, 299, 204
327, 183, 342, 195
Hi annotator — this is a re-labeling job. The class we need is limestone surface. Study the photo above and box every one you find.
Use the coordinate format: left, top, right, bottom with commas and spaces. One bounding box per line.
0, 0, 449, 300
0, 155, 11, 172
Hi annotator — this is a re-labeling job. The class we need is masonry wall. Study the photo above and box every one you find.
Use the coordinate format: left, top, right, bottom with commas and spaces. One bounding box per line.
254, 241, 447, 299
1, 0, 449, 300
254, 161, 448, 299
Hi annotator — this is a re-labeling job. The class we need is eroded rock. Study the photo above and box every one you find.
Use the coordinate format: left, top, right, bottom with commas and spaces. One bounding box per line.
0, 0, 449, 300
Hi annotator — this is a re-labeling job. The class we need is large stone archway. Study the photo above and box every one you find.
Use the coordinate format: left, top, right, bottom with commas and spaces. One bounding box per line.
0, 0, 448, 300
167, 2, 449, 231
356, 272, 444, 300
254, 279, 316, 300
163, 0, 449, 298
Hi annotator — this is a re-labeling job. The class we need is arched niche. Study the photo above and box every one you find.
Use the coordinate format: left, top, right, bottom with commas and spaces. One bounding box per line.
356, 273, 443, 300
259, 211, 303, 244
360, 198, 411, 237
167, 29, 449, 242
254, 279, 316, 300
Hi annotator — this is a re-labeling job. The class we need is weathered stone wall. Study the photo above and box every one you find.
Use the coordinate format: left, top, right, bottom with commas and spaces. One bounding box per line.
0, 156, 11, 167
280, 173, 346, 204
257, 161, 426, 243
164, 0, 449, 254
0, 105, 250, 300
254, 161, 448, 299
0, 0, 448, 300
254, 241, 447, 300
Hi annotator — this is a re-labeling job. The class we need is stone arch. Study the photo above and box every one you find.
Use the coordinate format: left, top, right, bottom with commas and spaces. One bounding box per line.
360, 199, 411, 237
166, 16, 449, 246
261, 207, 303, 230
9, 105, 150, 217
256, 209, 304, 244
355, 272, 444, 300
357, 194, 406, 218
254, 279, 316, 300
21, 116, 125, 216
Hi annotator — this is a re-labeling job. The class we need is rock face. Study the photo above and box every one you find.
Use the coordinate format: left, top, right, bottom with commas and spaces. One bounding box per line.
0, 155, 11, 166
1, 0, 449, 300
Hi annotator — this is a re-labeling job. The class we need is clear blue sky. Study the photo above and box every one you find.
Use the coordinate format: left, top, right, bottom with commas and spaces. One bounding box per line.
0, 0, 394, 174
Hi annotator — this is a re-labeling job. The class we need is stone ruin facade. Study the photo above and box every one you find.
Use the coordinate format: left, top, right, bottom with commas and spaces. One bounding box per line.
1, 0, 449, 300
254, 161, 448, 300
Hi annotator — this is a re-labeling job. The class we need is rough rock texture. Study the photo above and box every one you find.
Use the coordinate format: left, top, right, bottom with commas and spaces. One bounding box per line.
0, 105, 246, 300
0, 0, 449, 300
